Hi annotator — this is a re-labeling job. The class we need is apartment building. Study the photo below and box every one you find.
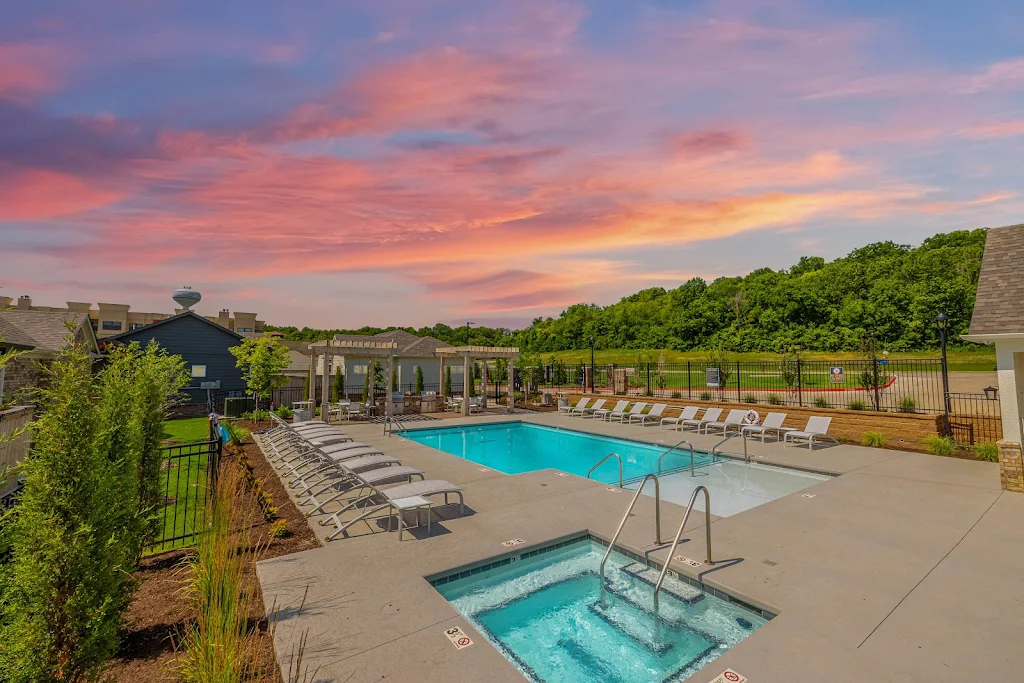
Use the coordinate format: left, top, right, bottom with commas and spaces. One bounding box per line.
0, 295, 264, 339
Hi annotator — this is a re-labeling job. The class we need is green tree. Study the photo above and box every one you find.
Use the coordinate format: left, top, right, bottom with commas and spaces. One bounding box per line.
229, 337, 291, 411
444, 365, 452, 397
415, 365, 424, 394
333, 366, 344, 402
361, 366, 370, 403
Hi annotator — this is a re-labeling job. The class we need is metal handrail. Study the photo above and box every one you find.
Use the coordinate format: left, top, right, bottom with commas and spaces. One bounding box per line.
654, 485, 712, 608
384, 415, 407, 436
599, 474, 662, 585
587, 452, 623, 489
656, 438, 697, 477
711, 431, 748, 463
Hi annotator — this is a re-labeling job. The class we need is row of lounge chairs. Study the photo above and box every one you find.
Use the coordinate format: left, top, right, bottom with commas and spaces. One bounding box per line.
264, 416, 465, 540
559, 398, 838, 449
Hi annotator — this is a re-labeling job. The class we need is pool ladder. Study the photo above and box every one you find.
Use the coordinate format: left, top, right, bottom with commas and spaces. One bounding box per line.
384, 415, 408, 436
712, 431, 749, 463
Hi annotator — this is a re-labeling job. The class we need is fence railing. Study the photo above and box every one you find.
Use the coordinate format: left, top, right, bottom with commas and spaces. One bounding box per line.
946, 392, 1003, 445
520, 360, 947, 414
147, 436, 221, 554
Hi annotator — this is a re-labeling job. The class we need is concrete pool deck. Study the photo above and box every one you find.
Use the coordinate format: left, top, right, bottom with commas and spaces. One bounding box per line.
256, 412, 1021, 682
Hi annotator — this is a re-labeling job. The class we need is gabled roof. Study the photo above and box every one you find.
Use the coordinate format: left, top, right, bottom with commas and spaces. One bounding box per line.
0, 310, 97, 353
327, 329, 448, 357
104, 310, 243, 343
968, 223, 1024, 337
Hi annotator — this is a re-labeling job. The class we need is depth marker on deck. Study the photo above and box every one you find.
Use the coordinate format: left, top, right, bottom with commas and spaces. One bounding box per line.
443, 626, 474, 650
675, 555, 703, 568
705, 669, 747, 683
802, 493, 817, 498
502, 538, 525, 547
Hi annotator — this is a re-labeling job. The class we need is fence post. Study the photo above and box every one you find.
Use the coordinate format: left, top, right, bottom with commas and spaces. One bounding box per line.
873, 357, 881, 412
687, 361, 692, 399
736, 361, 742, 401
796, 359, 803, 406
646, 363, 651, 396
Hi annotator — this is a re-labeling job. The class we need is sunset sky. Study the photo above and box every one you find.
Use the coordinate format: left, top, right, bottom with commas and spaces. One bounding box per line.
1, 0, 1022, 329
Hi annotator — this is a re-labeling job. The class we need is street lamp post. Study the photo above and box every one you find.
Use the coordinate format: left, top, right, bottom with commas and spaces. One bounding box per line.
589, 337, 596, 393
935, 312, 952, 435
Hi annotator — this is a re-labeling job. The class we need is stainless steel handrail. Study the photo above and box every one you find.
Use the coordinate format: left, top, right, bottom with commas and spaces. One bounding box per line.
587, 452, 623, 489
384, 415, 407, 436
656, 438, 697, 477
711, 431, 748, 463
599, 474, 662, 584
654, 485, 712, 608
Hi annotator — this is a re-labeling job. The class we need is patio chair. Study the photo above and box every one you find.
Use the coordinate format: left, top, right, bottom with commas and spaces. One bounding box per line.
613, 402, 647, 423
305, 462, 427, 515
322, 477, 465, 541
741, 412, 789, 441
702, 409, 747, 435
784, 416, 838, 450
681, 407, 722, 432
560, 397, 589, 415
575, 398, 606, 417
661, 406, 699, 429
629, 403, 667, 426
592, 400, 628, 421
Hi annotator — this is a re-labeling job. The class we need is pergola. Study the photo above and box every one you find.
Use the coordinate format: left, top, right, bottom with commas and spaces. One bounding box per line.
435, 345, 520, 416
307, 339, 399, 422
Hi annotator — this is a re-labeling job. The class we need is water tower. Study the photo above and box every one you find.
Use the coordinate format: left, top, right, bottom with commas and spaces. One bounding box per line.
172, 286, 202, 310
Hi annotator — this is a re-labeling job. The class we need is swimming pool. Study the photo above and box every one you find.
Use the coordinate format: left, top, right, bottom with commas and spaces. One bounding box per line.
434, 537, 766, 682
404, 422, 715, 483
405, 421, 829, 515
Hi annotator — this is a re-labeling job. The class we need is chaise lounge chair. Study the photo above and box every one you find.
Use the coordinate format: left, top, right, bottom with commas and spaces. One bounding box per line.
592, 400, 628, 421
702, 409, 747, 435
578, 399, 607, 417
612, 402, 647, 423
661, 406, 699, 429
629, 403, 667, 426
322, 478, 465, 541
741, 412, 789, 441
783, 416, 838, 450
560, 397, 589, 415
681, 407, 722, 432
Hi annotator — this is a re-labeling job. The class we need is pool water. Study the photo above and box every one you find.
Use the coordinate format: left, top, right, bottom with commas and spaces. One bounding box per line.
406, 422, 829, 516
404, 422, 715, 483
435, 539, 766, 682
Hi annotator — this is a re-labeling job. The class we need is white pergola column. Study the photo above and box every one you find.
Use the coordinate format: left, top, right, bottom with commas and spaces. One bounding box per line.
308, 349, 316, 404
386, 352, 394, 423
462, 355, 471, 416
320, 350, 330, 421
507, 357, 515, 413
481, 361, 488, 409
439, 355, 446, 399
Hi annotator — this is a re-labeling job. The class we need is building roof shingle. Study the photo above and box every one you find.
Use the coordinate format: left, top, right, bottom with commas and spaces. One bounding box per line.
0, 310, 91, 352
969, 223, 1024, 336
327, 329, 448, 357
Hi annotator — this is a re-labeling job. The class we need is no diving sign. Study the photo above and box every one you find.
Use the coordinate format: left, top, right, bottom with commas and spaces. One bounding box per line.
444, 625, 473, 650
706, 669, 747, 683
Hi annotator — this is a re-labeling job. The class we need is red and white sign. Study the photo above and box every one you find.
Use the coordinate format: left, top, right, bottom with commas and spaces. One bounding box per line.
502, 538, 525, 547
444, 626, 474, 650
705, 669, 747, 683
675, 555, 703, 568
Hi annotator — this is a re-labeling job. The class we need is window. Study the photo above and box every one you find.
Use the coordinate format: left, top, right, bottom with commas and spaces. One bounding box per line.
237, 327, 252, 333
101, 320, 122, 331
191, 365, 207, 378
128, 322, 145, 330
352, 364, 367, 374
91, 321, 98, 331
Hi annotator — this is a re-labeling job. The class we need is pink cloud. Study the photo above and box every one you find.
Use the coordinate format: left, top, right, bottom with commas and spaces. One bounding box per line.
0, 169, 122, 220
0, 42, 61, 101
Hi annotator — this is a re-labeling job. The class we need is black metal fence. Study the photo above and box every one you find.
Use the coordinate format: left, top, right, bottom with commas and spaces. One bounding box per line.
519, 359, 949, 413
947, 392, 1003, 445
147, 437, 221, 554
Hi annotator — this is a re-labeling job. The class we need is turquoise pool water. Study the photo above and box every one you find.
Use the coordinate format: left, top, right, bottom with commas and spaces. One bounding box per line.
404, 422, 714, 484
435, 538, 766, 682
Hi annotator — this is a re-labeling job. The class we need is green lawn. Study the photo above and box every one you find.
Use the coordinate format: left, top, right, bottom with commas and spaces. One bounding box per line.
544, 348, 996, 373
161, 416, 212, 444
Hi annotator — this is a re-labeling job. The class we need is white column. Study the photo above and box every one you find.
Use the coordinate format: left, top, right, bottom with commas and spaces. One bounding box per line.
308, 348, 316, 404
481, 361, 488, 409
439, 355, 446, 399
386, 353, 394, 423
321, 350, 330, 421
463, 355, 471, 416
507, 357, 515, 413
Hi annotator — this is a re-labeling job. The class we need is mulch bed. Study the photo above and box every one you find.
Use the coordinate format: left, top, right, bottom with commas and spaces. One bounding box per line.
105, 422, 320, 681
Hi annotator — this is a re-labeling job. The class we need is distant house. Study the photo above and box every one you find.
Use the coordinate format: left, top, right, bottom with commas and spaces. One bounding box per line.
0, 310, 99, 403
963, 223, 1024, 469
103, 310, 246, 407
318, 330, 458, 394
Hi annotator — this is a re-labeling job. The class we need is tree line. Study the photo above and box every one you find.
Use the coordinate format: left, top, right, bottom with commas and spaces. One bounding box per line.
266, 229, 988, 353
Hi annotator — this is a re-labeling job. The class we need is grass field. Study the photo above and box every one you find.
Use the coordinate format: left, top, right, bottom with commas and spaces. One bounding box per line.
544, 348, 996, 373
161, 416, 212, 444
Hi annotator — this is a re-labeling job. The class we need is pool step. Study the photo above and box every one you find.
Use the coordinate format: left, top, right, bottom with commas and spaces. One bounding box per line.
619, 563, 705, 605
556, 637, 618, 680
588, 598, 675, 655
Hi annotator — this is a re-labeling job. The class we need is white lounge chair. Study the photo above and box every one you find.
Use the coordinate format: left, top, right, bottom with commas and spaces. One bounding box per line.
661, 406, 699, 429
612, 402, 647, 423
741, 412, 789, 441
784, 416, 838, 450
560, 397, 589, 415
323, 478, 465, 541
593, 400, 628, 421
681, 407, 722, 432
702, 409, 747, 435
629, 403, 667, 426
576, 398, 606, 417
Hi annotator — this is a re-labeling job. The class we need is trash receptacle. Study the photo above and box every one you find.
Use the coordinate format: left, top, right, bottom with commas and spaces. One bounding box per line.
293, 409, 312, 422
